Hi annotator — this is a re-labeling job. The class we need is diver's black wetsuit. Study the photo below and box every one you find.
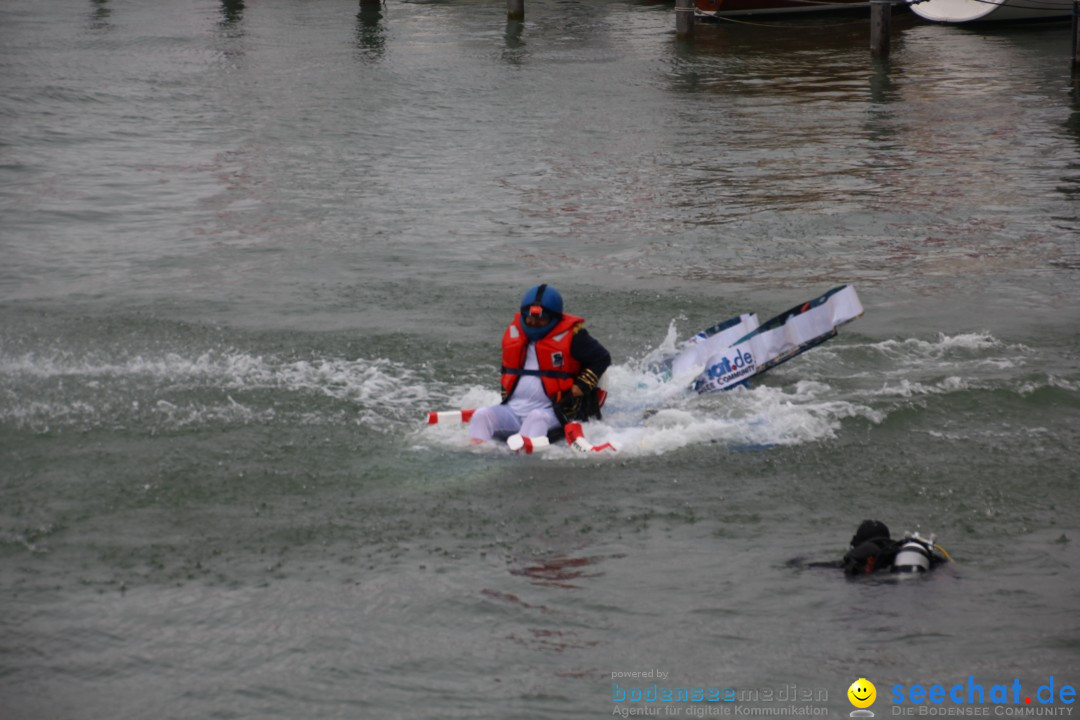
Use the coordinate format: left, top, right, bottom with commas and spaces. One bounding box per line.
843, 536, 902, 575
840, 520, 948, 576
798, 520, 949, 575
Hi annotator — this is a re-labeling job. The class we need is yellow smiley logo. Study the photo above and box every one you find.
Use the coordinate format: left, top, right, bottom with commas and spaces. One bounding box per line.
848, 678, 877, 709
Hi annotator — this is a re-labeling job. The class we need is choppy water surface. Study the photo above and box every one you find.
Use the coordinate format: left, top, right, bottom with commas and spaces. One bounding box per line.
1, 1, 1078, 718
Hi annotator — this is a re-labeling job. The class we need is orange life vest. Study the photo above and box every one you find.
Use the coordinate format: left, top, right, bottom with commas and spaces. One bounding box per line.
500, 312, 585, 404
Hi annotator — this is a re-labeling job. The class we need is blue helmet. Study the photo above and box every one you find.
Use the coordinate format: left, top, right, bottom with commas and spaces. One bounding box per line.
520, 283, 563, 316
519, 284, 563, 341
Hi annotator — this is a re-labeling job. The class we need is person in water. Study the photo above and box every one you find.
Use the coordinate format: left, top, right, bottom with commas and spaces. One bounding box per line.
468, 283, 611, 445
841, 520, 951, 575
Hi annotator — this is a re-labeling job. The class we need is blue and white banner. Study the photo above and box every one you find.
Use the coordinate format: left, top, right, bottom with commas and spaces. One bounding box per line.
688, 285, 864, 394
671, 313, 760, 379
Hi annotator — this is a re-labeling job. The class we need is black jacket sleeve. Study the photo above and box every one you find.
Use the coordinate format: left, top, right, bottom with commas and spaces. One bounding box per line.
550, 328, 611, 423
569, 328, 611, 394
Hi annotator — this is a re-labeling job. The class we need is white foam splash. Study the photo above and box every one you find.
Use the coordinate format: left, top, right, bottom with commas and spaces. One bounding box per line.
591, 374, 884, 457
0, 348, 448, 433
865, 376, 979, 399
858, 331, 1030, 368
1034, 375, 1080, 394
1, 350, 436, 403
418, 350, 885, 458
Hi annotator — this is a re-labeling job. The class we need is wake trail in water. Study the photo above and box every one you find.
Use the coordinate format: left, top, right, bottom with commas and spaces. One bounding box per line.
0, 347, 458, 434
1, 331, 1074, 449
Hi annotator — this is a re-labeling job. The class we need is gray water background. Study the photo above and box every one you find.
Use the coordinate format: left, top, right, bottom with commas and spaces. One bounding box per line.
1, 1, 1079, 718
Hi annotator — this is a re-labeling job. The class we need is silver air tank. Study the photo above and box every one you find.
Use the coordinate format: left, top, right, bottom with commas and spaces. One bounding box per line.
893, 532, 935, 573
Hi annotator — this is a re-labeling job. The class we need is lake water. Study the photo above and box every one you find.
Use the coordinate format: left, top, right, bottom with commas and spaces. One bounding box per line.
1, 1, 1078, 718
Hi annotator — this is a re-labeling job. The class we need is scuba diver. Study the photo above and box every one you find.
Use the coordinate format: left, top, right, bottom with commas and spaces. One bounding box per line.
467, 283, 612, 449
800, 520, 952, 575
842, 520, 951, 575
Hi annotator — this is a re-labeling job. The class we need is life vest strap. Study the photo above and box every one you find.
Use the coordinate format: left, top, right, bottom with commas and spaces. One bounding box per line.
501, 366, 577, 380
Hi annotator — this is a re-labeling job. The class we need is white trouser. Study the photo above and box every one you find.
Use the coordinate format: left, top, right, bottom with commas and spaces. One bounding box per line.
468, 403, 561, 442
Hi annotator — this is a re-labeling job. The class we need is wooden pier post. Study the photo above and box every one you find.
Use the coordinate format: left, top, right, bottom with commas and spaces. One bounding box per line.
676, 0, 695, 37
870, 0, 891, 57
1073, 0, 1080, 70
508, 0, 524, 22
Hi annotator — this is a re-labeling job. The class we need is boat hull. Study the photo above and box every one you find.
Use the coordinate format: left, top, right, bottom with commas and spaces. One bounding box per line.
694, 0, 871, 17
909, 0, 1072, 23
